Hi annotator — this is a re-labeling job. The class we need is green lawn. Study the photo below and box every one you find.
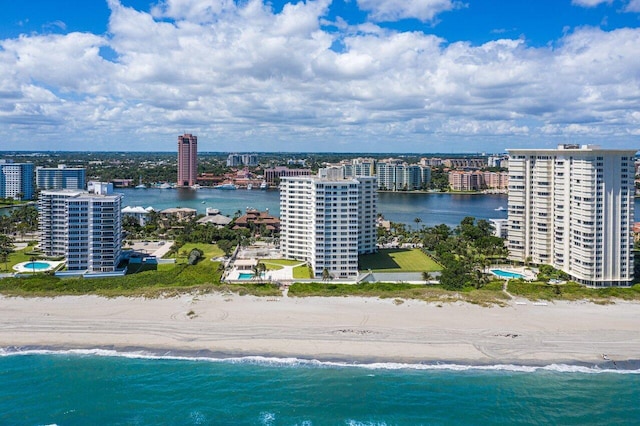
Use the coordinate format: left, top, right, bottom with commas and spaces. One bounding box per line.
0, 248, 35, 273
260, 259, 305, 271
172, 243, 224, 263
261, 259, 302, 266
359, 249, 442, 272
293, 264, 313, 279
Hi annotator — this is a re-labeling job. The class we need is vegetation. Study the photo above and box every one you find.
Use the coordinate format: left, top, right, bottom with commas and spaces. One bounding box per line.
293, 264, 313, 279
0, 259, 281, 297
0, 205, 39, 240
359, 248, 441, 272
507, 280, 640, 302
288, 282, 510, 306
0, 245, 36, 273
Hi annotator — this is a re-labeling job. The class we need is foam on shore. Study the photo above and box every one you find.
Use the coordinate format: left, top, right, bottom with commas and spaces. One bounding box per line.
2, 347, 639, 374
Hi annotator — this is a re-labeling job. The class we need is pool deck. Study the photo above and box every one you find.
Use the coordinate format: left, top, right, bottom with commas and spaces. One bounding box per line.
13, 260, 65, 273
224, 261, 306, 282
488, 266, 536, 281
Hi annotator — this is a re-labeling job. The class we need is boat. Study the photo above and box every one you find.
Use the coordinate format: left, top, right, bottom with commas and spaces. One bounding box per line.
190, 184, 201, 190
159, 182, 172, 189
494, 206, 506, 211
259, 181, 267, 190
201, 201, 206, 204
246, 183, 253, 190
135, 176, 146, 189
214, 183, 237, 190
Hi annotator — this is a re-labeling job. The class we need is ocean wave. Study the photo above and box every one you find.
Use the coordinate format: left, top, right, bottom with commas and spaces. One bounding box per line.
1, 347, 638, 374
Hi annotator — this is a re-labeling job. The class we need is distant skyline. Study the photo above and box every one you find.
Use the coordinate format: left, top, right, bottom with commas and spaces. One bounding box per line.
1, 0, 639, 152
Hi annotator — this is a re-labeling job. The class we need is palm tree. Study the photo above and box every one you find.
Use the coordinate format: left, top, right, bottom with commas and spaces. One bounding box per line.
0, 234, 14, 272
422, 271, 432, 283
322, 268, 331, 281
414, 217, 422, 230
29, 256, 37, 274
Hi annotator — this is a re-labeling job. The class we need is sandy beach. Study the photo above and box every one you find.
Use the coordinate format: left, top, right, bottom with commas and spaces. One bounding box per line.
1, 294, 639, 366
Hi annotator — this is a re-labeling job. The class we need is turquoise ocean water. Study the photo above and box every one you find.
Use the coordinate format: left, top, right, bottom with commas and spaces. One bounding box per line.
1, 350, 639, 425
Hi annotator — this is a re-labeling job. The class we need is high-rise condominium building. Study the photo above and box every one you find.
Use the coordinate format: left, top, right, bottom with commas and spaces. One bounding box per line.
38, 186, 123, 272
507, 144, 636, 287
0, 160, 34, 200
36, 164, 86, 190
177, 133, 198, 187
280, 174, 377, 279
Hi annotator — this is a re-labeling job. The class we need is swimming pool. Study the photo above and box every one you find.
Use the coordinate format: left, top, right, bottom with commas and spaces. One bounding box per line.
23, 262, 51, 270
490, 269, 525, 279
238, 272, 255, 280
13, 260, 60, 273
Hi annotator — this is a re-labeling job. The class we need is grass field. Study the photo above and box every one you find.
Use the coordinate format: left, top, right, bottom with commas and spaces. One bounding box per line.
0, 248, 35, 273
259, 259, 303, 271
359, 249, 442, 272
293, 264, 313, 279
174, 243, 224, 262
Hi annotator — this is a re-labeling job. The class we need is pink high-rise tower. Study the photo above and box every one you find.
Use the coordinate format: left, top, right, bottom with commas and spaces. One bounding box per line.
177, 134, 198, 187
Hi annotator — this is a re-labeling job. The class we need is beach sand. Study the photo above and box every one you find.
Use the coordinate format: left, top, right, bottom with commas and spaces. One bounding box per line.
1, 294, 638, 366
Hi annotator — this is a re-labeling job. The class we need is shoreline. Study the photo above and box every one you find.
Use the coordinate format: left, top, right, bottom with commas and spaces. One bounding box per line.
4, 345, 638, 372
1, 294, 639, 368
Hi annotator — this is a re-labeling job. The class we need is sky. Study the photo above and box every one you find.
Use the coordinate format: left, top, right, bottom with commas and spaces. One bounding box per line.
0, 0, 639, 153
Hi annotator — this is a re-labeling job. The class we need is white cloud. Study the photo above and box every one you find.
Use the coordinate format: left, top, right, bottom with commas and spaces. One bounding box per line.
571, 0, 613, 7
356, 0, 458, 22
0, 0, 639, 152
625, 0, 640, 11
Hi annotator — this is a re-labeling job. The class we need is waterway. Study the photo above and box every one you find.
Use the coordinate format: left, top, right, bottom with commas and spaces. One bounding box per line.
117, 188, 640, 228
5, 188, 639, 227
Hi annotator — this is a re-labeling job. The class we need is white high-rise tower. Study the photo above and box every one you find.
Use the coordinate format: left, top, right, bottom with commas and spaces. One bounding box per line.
507, 144, 636, 287
280, 174, 377, 279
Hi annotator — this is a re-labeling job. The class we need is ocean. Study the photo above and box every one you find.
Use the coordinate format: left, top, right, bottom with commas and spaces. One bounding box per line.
1, 349, 638, 425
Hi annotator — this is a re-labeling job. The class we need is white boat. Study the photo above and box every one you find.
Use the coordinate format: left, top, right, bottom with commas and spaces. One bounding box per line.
201, 201, 206, 204
190, 184, 201, 190
159, 182, 172, 189
135, 184, 147, 189
214, 183, 237, 190
494, 206, 506, 211
259, 181, 267, 190
246, 184, 253, 190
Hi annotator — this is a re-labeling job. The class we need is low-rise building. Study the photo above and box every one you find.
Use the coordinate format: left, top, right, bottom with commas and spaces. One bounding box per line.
232, 208, 280, 234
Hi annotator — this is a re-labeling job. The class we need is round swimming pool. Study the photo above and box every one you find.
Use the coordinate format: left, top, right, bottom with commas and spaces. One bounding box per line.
13, 260, 60, 273
23, 262, 52, 270
490, 269, 525, 279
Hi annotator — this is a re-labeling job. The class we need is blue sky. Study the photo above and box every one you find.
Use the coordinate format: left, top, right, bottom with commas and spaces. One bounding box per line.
0, 0, 639, 152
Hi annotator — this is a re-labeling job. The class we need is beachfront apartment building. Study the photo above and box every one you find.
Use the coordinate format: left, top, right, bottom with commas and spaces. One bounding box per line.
38, 185, 123, 272
177, 133, 198, 187
36, 164, 86, 190
507, 144, 636, 287
280, 174, 377, 279
0, 160, 34, 200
